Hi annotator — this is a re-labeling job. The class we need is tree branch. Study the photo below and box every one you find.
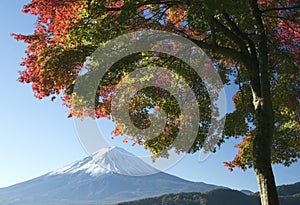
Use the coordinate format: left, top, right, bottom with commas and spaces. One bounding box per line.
261, 6, 300, 13
189, 38, 246, 63
221, 11, 257, 59
210, 16, 250, 57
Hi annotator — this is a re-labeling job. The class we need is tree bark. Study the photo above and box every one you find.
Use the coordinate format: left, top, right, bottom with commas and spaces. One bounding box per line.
251, 84, 280, 205
248, 1, 280, 204
254, 162, 280, 205
248, 43, 280, 205
249, 39, 280, 205
251, 83, 279, 205
245, 43, 280, 205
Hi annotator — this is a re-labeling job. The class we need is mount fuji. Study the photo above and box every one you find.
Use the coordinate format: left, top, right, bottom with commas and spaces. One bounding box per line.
0, 147, 220, 205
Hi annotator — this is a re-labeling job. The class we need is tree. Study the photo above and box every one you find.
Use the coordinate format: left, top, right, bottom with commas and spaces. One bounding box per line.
13, 1, 299, 205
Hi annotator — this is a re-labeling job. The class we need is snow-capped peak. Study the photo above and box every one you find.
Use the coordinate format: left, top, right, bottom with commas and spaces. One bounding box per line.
49, 146, 157, 176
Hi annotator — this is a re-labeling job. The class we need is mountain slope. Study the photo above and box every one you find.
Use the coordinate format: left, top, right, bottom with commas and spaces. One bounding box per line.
117, 189, 259, 205
0, 147, 220, 205
277, 182, 300, 196
48, 147, 157, 177
117, 183, 300, 205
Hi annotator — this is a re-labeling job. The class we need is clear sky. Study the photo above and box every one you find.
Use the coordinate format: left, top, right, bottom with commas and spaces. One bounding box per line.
0, 0, 299, 192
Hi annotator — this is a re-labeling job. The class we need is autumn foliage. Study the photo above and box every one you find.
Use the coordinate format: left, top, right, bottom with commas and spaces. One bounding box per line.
13, 0, 300, 190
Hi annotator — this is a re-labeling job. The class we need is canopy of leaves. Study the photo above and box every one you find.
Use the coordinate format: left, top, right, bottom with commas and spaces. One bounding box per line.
13, 0, 300, 167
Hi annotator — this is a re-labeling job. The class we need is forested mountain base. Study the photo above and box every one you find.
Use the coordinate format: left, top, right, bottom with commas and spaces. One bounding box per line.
117, 183, 300, 205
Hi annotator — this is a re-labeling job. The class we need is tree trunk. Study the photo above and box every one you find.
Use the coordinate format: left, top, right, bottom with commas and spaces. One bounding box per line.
252, 99, 280, 205
248, 1, 280, 204
249, 57, 280, 205
251, 96, 279, 205
250, 76, 280, 205
249, 56, 280, 205
254, 163, 279, 205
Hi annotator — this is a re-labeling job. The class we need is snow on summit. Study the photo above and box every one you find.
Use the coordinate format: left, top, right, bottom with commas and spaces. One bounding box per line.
49, 146, 157, 176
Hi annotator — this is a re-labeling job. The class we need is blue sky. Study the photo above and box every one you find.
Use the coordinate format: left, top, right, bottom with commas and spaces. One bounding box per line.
0, 0, 299, 192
